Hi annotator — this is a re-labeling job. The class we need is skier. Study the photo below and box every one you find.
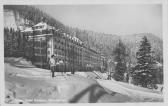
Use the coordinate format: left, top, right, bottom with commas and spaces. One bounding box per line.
49, 55, 56, 78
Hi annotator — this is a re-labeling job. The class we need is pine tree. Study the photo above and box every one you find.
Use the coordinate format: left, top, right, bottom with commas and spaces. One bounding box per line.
133, 36, 157, 88
113, 39, 127, 81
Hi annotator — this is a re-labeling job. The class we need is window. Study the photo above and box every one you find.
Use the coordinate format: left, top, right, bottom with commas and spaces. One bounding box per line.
47, 43, 51, 48
47, 50, 50, 54
42, 30, 46, 34
41, 49, 47, 54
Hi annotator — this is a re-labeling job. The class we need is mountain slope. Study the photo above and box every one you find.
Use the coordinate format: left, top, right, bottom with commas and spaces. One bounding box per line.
4, 5, 163, 64
121, 33, 163, 64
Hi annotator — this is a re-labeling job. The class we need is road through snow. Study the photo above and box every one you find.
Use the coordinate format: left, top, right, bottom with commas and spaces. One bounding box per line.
97, 79, 163, 102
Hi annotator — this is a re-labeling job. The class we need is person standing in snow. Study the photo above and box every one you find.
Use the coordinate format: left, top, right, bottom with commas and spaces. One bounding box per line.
49, 55, 56, 78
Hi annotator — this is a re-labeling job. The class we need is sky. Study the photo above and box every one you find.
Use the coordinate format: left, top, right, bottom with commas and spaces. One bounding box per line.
36, 4, 162, 38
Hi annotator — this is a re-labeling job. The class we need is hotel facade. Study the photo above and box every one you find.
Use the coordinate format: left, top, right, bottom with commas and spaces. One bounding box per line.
21, 22, 107, 72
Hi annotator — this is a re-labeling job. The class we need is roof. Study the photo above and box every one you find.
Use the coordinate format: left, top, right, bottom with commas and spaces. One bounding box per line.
72, 36, 83, 44
34, 22, 47, 27
33, 22, 55, 30
21, 27, 33, 32
21, 22, 85, 46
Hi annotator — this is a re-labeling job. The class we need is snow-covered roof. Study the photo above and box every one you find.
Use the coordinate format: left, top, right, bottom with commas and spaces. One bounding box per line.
61, 33, 83, 44
21, 27, 33, 32
33, 22, 55, 30
47, 25, 55, 30
156, 62, 163, 67
72, 36, 83, 44
22, 22, 84, 44
34, 22, 47, 27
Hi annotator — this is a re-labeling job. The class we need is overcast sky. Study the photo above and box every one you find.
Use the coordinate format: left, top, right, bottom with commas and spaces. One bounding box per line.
36, 4, 162, 38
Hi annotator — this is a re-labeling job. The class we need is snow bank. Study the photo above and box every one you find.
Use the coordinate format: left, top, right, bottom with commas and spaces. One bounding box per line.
93, 71, 108, 79
156, 84, 163, 92
75, 72, 88, 78
5, 57, 33, 66
74, 71, 103, 79
5, 58, 163, 103
97, 79, 163, 102
14, 57, 32, 66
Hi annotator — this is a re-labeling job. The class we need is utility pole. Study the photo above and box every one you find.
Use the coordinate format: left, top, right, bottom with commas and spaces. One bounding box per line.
65, 33, 67, 73
107, 59, 112, 80
72, 44, 75, 74
32, 26, 35, 64
10, 28, 13, 56
51, 28, 54, 56
40, 37, 42, 68
45, 35, 48, 69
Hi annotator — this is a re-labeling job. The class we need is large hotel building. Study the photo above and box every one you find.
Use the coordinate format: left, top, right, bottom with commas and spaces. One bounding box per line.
21, 21, 106, 72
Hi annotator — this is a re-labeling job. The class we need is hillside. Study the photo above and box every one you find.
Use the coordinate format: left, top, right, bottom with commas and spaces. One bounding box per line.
69, 27, 163, 64
4, 5, 163, 64
121, 33, 163, 64
4, 5, 65, 30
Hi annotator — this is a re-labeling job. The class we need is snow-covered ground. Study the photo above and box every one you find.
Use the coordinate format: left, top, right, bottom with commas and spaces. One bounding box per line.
97, 79, 163, 102
4, 57, 163, 103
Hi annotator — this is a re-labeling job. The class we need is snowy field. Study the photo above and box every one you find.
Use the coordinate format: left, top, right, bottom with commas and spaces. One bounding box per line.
4, 57, 163, 103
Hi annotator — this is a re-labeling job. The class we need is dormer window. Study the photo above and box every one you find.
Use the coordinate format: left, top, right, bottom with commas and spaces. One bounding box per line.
39, 26, 43, 29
